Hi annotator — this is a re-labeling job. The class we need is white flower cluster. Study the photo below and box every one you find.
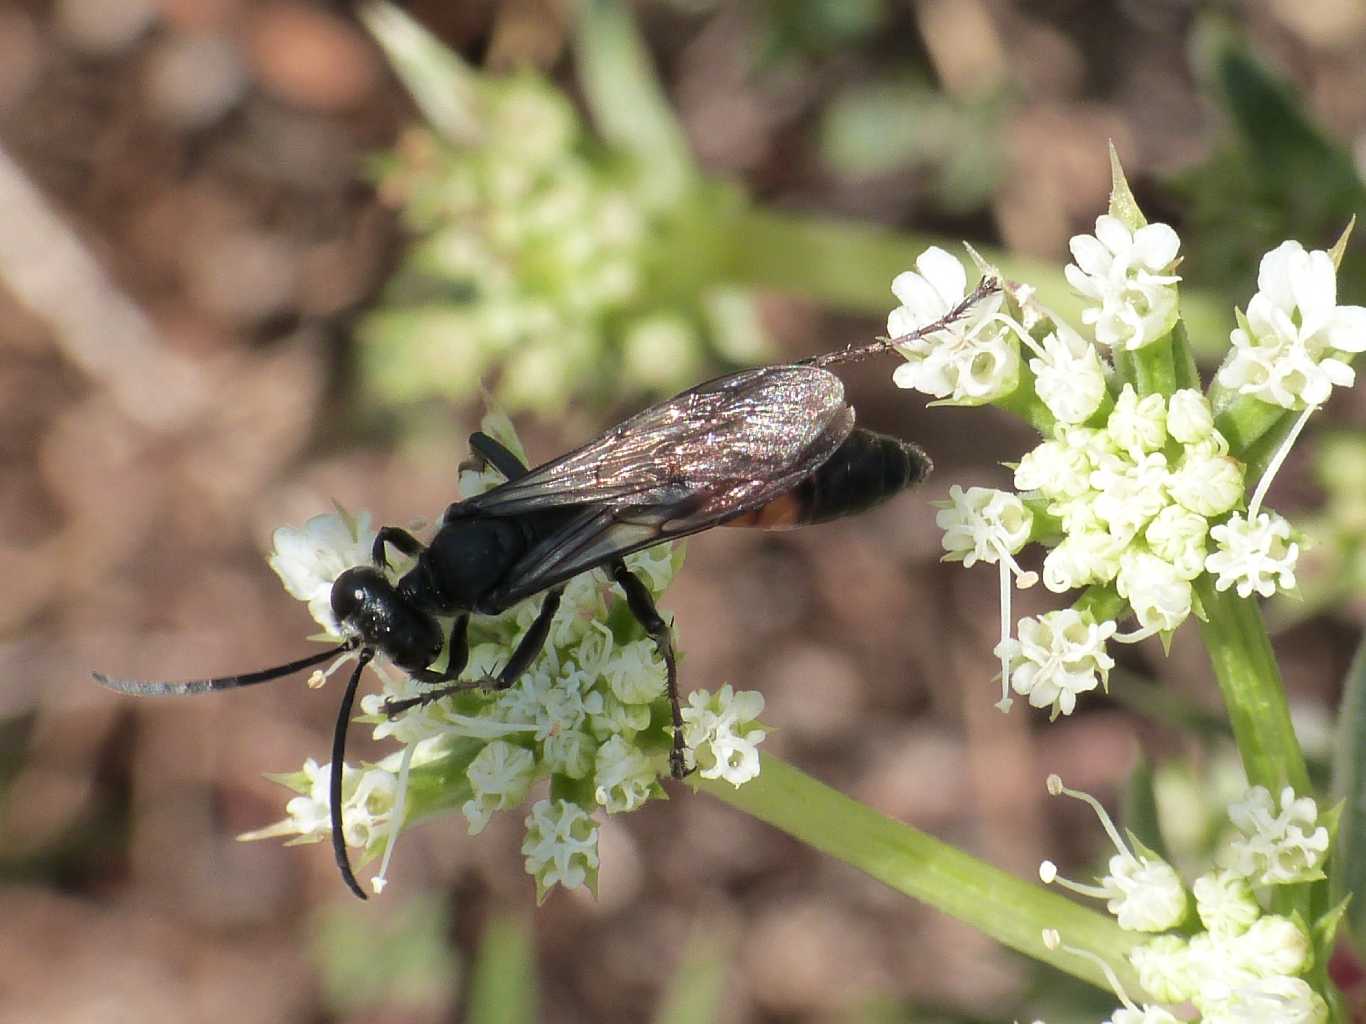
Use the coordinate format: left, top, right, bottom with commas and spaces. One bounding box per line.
1018, 385, 1243, 637
1064, 216, 1181, 352
888, 247, 1019, 405
1218, 240, 1366, 410
244, 418, 767, 899
240, 756, 401, 853
1220, 785, 1331, 885
887, 213, 1366, 720
1042, 777, 1332, 1024
361, 3, 771, 414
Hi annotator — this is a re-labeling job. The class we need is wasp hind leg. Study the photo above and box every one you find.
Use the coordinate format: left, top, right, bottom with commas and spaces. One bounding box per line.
610, 559, 686, 779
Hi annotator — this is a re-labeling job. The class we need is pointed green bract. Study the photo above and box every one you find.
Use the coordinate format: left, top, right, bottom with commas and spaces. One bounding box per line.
1330, 217, 1356, 271
1108, 143, 1148, 231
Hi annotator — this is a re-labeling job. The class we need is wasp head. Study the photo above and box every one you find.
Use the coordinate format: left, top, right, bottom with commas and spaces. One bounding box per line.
330, 566, 443, 674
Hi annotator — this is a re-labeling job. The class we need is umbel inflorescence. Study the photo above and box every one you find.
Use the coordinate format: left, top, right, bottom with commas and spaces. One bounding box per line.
886, 155, 1361, 1024
892, 195, 1362, 722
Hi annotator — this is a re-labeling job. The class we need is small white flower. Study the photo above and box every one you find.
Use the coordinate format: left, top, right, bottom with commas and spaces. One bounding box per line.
937, 485, 1033, 568
242, 757, 401, 853
680, 684, 767, 786
1166, 448, 1245, 518
600, 638, 667, 705
1199, 974, 1328, 1024
1040, 775, 1188, 932
268, 510, 376, 634
936, 485, 1039, 709
593, 735, 660, 813
1040, 529, 1125, 593
999, 610, 1116, 718
1107, 385, 1168, 460
1192, 869, 1260, 937
587, 692, 653, 740
1116, 550, 1192, 635
888, 247, 1020, 405
1091, 453, 1170, 544
239, 757, 335, 844
1143, 505, 1209, 580
498, 662, 593, 741
1102, 852, 1189, 932
1222, 785, 1330, 884
1065, 216, 1181, 350
521, 798, 599, 902
541, 728, 598, 780
1166, 388, 1215, 445
1014, 438, 1093, 499
1128, 934, 1197, 1004
1206, 511, 1299, 598
1218, 240, 1366, 409
1227, 914, 1312, 978
461, 740, 537, 835
1041, 928, 1180, 1024
1029, 327, 1107, 424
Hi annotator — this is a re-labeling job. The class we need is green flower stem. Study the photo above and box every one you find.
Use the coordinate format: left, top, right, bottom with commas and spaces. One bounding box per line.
1170, 322, 1202, 393
695, 753, 1146, 994
1193, 576, 1310, 796
1213, 397, 1288, 459
1111, 347, 1138, 390
1132, 336, 1176, 397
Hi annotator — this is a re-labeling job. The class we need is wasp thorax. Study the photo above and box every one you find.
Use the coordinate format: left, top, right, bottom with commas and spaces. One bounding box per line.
330, 566, 444, 673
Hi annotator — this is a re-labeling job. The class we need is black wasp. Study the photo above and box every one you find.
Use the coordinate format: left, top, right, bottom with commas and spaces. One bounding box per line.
94, 280, 996, 899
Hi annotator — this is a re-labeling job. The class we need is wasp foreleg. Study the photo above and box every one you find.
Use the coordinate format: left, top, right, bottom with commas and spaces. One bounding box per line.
467, 431, 529, 482
381, 614, 472, 714
373, 526, 425, 570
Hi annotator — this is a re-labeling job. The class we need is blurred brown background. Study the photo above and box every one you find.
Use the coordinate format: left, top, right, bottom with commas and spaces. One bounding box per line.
1, 1, 1364, 1022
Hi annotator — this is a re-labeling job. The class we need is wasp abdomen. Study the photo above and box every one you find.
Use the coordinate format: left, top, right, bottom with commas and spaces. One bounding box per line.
727, 428, 931, 530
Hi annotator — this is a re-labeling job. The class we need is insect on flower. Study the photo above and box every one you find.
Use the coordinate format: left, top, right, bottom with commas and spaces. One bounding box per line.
93, 279, 998, 899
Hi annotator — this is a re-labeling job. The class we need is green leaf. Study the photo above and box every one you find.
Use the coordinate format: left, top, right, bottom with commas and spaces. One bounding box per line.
1173, 29, 1366, 302
1330, 633, 1366, 952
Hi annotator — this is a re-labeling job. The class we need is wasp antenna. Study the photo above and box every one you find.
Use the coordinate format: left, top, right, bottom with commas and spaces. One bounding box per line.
805, 276, 1003, 369
91, 643, 354, 697
330, 648, 374, 900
